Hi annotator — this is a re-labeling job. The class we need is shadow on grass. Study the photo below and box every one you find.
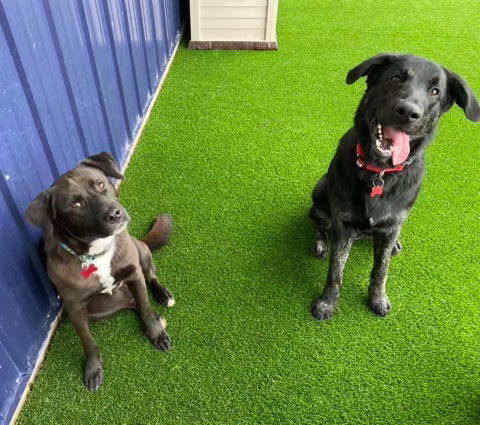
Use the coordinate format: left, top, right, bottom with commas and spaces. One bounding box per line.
259, 209, 327, 299
258, 207, 380, 318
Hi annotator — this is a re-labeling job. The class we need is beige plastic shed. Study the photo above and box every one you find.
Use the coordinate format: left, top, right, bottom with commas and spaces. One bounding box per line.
188, 0, 279, 50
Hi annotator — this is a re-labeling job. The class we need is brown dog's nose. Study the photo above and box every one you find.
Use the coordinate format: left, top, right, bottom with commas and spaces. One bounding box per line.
394, 100, 422, 123
107, 208, 123, 224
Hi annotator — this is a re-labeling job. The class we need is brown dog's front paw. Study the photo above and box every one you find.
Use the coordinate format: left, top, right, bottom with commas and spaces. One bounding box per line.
150, 329, 171, 351
369, 295, 391, 317
84, 357, 104, 391
311, 299, 336, 320
146, 317, 171, 351
154, 313, 168, 329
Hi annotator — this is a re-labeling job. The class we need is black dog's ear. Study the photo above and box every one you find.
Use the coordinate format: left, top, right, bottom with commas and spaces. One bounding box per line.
444, 70, 480, 122
26, 190, 54, 231
81, 152, 123, 179
346, 53, 399, 85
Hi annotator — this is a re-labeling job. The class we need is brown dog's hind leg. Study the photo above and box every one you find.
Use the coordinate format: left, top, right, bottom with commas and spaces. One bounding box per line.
86, 264, 141, 320
148, 276, 175, 308
87, 285, 136, 320
134, 238, 175, 308
126, 272, 171, 351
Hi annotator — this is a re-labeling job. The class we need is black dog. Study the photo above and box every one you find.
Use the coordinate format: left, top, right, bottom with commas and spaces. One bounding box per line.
310, 53, 479, 320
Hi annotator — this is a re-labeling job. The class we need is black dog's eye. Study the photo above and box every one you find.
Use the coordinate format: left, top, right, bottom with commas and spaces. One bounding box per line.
430, 87, 440, 96
70, 200, 83, 209
96, 180, 106, 191
390, 74, 402, 85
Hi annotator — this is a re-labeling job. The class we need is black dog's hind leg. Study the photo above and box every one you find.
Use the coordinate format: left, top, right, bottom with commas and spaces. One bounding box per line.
310, 176, 331, 259
368, 228, 401, 316
312, 223, 353, 320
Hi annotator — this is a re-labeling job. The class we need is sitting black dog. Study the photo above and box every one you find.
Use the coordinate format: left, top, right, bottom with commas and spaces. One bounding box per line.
310, 53, 479, 320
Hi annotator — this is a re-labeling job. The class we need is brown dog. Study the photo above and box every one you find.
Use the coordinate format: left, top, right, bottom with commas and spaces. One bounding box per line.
26, 152, 175, 391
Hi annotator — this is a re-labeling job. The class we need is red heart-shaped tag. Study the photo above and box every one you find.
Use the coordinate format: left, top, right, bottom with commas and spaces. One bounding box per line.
81, 264, 98, 279
370, 185, 384, 198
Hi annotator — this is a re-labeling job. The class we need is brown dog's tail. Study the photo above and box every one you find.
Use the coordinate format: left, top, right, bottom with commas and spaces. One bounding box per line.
142, 214, 173, 252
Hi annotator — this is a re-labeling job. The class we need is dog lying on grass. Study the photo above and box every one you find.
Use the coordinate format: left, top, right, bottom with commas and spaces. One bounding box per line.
310, 53, 479, 320
27, 152, 175, 391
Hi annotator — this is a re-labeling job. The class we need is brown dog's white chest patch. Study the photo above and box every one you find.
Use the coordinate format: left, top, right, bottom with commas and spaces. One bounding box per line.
88, 236, 117, 295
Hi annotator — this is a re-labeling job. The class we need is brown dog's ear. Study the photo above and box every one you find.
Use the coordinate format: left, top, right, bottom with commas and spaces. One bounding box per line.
26, 190, 54, 231
444, 70, 480, 122
346, 53, 400, 85
81, 152, 123, 179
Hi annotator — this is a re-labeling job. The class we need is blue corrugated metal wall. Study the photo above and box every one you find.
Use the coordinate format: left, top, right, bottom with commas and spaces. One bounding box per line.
0, 1, 184, 423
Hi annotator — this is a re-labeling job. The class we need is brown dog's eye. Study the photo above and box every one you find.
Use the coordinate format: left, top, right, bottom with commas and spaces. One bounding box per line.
70, 200, 82, 209
430, 87, 440, 96
390, 74, 402, 85
96, 181, 106, 191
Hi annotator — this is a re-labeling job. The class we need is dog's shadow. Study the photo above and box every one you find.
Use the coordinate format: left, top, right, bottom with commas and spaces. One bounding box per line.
260, 207, 373, 307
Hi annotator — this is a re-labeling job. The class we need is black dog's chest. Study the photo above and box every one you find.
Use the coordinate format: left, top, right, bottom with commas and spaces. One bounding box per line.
341, 202, 403, 234
336, 175, 417, 233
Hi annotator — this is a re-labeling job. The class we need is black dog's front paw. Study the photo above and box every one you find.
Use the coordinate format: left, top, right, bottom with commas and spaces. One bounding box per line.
369, 295, 391, 317
391, 240, 402, 256
84, 356, 104, 391
311, 299, 336, 321
313, 240, 328, 259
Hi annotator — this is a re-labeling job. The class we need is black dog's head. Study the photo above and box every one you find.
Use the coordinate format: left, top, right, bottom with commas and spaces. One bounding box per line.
26, 152, 130, 244
347, 53, 480, 165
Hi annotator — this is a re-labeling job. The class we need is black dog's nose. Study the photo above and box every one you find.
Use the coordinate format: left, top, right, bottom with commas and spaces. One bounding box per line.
394, 100, 422, 123
107, 208, 122, 224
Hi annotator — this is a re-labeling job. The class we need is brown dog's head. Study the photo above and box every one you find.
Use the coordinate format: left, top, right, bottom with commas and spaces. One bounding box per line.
26, 152, 130, 243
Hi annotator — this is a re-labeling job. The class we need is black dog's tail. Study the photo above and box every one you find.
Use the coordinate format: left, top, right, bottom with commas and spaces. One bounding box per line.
142, 214, 172, 252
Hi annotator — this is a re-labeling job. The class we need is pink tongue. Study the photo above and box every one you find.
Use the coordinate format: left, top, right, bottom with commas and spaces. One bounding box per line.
383, 127, 410, 165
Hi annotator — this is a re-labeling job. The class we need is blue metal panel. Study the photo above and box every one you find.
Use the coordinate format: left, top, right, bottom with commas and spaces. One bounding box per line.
151, 0, 169, 73
139, 0, 162, 89
0, 0, 183, 423
2, 1, 86, 174
44, 0, 105, 157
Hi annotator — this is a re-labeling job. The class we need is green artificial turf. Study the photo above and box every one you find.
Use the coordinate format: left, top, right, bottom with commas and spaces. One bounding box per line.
19, 1, 480, 424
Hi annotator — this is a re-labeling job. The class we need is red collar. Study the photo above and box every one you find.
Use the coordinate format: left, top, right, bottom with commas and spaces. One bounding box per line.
356, 143, 408, 173
355, 143, 414, 198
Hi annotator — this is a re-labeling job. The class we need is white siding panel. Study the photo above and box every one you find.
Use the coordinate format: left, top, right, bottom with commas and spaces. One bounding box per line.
201, 0, 267, 6
201, 7, 267, 19
202, 28, 266, 41
200, 18, 266, 30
